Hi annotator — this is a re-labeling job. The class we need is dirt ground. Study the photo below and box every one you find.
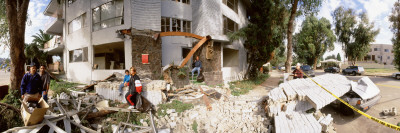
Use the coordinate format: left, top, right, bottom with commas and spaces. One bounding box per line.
0, 71, 10, 86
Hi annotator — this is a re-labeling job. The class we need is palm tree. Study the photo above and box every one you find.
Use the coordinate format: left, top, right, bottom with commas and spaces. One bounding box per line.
25, 43, 47, 66
32, 29, 53, 49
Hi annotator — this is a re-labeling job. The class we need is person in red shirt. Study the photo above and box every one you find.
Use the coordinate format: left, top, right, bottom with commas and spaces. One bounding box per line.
292, 63, 303, 79
126, 66, 142, 109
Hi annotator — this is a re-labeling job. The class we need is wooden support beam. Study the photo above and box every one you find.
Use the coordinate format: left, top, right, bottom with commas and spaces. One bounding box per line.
45, 119, 67, 133
159, 32, 204, 40
68, 119, 98, 133
178, 36, 211, 68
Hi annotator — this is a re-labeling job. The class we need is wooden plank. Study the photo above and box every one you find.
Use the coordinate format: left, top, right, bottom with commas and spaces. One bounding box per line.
68, 120, 98, 133
45, 119, 67, 133
29, 125, 44, 133
63, 119, 71, 133
77, 100, 82, 112
178, 36, 211, 68
72, 115, 86, 133
159, 32, 204, 40
4, 116, 66, 133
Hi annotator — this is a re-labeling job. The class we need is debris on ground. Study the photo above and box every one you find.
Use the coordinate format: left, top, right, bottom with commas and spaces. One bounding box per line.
382, 107, 398, 116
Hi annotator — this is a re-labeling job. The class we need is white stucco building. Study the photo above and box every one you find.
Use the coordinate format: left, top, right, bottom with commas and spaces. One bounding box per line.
43, 0, 250, 84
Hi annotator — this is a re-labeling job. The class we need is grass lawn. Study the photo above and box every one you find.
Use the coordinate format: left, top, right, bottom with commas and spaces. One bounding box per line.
364, 68, 399, 74
229, 73, 270, 96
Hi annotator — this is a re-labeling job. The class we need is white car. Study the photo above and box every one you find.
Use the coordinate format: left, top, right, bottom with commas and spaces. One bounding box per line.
392, 72, 400, 80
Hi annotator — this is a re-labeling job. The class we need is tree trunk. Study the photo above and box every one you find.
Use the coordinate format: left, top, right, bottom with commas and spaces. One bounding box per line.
5, 0, 30, 96
285, 0, 299, 73
313, 57, 318, 70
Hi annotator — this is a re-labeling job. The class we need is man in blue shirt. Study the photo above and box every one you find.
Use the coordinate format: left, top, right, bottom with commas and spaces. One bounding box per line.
119, 70, 130, 96
191, 55, 202, 80
20, 65, 43, 102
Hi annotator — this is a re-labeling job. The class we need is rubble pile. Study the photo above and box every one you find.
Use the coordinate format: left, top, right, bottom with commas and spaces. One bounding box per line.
156, 85, 270, 133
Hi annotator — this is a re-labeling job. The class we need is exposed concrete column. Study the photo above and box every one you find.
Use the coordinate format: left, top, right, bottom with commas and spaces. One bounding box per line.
124, 36, 133, 69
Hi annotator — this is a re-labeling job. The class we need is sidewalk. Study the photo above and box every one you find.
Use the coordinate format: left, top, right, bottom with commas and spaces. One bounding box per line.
250, 70, 283, 95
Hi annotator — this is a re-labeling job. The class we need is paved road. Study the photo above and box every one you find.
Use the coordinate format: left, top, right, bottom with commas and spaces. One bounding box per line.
315, 71, 400, 133
0, 70, 10, 86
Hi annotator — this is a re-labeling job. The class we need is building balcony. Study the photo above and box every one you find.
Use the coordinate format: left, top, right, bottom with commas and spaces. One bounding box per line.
43, 36, 64, 55
44, 17, 63, 36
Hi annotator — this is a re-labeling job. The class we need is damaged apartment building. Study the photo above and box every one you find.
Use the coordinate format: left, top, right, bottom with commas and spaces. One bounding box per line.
43, 0, 250, 86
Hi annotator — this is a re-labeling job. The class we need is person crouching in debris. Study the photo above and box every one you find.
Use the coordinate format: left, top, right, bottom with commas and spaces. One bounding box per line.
191, 55, 202, 80
20, 65, 43, 102
119, 70, 130, 96
125, 67, 142, 109
292, 63, 303, 79
39, 65, 51, 102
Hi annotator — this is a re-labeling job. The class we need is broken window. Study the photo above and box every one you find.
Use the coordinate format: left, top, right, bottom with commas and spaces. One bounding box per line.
172, 18, 181, 31
68, 13, 86, 34
223, 0, 238, 13
69, 47, 88, 63
223, 16, 238, 34
223, 48, 239, 67
162, 17, 191, 32
92, 0, 124, 31
93, 42, 125, 70
161, 17, 170, 32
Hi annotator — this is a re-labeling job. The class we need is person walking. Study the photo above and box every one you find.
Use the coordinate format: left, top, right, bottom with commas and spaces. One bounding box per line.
292, 63, 303, 79
191, 55, 202, 80
119, 70, 130, 96
20, 65, 43, 102
39, 65, 51, 102
125, 67, 142, 109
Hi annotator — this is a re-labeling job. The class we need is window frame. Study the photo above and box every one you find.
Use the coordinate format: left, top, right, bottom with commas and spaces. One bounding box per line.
223, 15, 238, 34
161, 17, 191, 33
92, 0, 124, 31
69, 47, 88, 63
68, 13, 86, 34
223, 0, 238, 13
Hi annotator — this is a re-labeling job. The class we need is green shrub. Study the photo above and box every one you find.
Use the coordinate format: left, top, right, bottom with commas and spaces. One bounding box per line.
192, 120, 198, 133
229, 73, 270, 96
157, 100, 194, 117
50, 80, 79, 95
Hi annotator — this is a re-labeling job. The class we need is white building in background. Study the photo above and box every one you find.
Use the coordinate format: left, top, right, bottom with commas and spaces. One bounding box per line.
43, 0, 250, 84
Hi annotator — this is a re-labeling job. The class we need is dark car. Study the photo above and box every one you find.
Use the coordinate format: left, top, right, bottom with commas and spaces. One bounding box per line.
342, 66, 364, 76
324, 67, 340, 73
300, 65, 315, 77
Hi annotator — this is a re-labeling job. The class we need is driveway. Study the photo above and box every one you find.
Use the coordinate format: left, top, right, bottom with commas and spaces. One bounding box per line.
0, 70, 10, 86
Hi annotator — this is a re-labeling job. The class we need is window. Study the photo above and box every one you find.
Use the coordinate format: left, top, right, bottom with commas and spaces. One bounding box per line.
182, 0, 190, 4
171, 0, 190, 5
172, 18, 181, 31
69, 47, 88, 63
92, 0, 124, 31
161, 17, 170, 32
374, 48, 378, 51
68, 0, 76, 6
161, 17, 191, 33
388, 56, 390, 59
223, 0, 238, 13
183, 21, 191, 33
223, 16, 238, 34
68, 13, 86, 34
384, 49, 389, 52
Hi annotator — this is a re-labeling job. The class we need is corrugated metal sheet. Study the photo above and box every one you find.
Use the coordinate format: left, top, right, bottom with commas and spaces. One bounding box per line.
131, 0, 161, 31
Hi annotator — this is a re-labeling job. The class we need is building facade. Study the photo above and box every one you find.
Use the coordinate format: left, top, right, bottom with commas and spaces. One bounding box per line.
365, 44, 394, 65
43, 0, 250, 84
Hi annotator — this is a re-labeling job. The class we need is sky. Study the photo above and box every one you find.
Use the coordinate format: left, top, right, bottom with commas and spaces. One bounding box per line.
0, 0, 398, 60
294, 0, 397, 60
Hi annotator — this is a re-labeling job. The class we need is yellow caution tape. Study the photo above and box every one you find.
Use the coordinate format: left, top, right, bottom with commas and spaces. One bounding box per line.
301, 72, 400, 131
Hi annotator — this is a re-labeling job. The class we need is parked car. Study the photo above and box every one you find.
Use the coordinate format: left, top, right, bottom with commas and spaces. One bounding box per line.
291, 66, 296, 70
392, 72, 400, 80
300, 65, 315, 77
6, 67, 10, 72
324, 67, 340, 73
331, 77, 381, 115
342, 66, 364, 76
